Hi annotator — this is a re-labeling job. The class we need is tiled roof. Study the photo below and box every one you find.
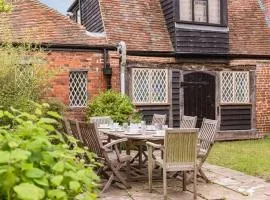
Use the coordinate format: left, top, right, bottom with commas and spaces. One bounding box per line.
99, 0, 173, 52
0, 0, 107, 46
229, 0, 270, 55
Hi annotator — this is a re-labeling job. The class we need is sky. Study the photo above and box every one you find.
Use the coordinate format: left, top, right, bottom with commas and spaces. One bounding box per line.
39, 0, 74, 15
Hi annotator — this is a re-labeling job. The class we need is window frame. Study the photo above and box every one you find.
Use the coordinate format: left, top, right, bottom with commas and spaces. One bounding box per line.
176, 0, 228, 27
220, 71, 250, 105
131, 68, 169, 105
76, 8, 82, 25
69, 69, 88, 108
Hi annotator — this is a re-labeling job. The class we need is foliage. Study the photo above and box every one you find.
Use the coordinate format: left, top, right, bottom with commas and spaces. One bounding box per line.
0, 104, 100, 200
44, 98, 67, 115
0, 43, 53, 113
0, 0, 11, 12
208, 139, 270, 181
87, 90, 141, 124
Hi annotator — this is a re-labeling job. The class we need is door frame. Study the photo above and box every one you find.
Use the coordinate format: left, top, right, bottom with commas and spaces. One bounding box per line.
180, 70, 220, 129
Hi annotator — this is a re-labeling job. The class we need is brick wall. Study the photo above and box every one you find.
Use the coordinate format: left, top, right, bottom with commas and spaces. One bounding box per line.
45, 49, 120, 120
256, 61, 270, 135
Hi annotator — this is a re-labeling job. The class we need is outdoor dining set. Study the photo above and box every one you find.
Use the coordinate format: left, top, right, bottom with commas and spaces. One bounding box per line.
61, 114, 218, 200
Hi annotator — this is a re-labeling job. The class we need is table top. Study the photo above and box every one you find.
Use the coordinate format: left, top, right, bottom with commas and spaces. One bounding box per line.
99, 128, 165, 141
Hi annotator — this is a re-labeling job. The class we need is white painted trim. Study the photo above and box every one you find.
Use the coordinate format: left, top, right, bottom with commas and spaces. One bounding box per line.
175, 23, 229, 32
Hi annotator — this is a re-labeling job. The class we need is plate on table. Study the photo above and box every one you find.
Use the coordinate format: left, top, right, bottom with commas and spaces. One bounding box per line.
98, 124, 111, 129
153, 130, 165, 137
109, 129, 125, 132
124, 131, 142, 135
146, 125, 156, 131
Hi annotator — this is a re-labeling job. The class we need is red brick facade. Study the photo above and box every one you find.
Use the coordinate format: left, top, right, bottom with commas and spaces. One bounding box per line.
45, 50, 120, 120
256, 61, 270, 135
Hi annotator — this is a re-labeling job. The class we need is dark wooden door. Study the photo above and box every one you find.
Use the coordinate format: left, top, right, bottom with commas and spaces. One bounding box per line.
183, 72, 216, 127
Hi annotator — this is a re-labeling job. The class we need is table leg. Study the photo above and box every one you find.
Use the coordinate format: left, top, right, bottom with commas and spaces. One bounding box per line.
126, 140, 131, 181
138, 145, 142, 169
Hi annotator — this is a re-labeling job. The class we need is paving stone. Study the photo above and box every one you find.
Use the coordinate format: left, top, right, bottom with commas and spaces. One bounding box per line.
100, 164, 270, 200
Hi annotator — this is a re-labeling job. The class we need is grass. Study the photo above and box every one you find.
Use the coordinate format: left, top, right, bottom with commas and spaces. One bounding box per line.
207, 138, 270, 181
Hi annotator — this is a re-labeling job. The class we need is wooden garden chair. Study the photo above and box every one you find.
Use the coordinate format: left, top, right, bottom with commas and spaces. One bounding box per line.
60, 118, 72, 135
197, 118, 218, 183
77, 121, 132, 193
67, 119, 83, 141
180, 115, 197, 128
152, 114, 167, 126
147, 128, 199, 200
90, 116, 113, 144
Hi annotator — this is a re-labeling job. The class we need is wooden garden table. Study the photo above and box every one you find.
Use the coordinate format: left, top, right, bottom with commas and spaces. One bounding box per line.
99, 129, 164, 181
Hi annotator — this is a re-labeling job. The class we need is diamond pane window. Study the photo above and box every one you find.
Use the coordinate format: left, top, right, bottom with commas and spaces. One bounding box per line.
220, 71, 250, 104
69, 71, 88, 107
15, 64, 34, 90
132, 68, 168, 104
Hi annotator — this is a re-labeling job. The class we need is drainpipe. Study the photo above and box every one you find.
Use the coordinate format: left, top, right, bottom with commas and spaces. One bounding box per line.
117, 41, 127, 95
102, 49, 112, 89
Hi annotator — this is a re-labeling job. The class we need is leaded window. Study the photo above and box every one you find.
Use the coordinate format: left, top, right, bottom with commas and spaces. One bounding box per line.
132, 68, 168, 104
15, 64, 34, 90
220, 71, 249, 104
69, 70, 88, 107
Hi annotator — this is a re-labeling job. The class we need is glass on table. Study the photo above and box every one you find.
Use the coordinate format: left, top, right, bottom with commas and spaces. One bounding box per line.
123, 122, 129, 131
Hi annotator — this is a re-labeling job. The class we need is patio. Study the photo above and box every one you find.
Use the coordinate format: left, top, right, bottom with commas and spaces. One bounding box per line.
100, 163, 270, 200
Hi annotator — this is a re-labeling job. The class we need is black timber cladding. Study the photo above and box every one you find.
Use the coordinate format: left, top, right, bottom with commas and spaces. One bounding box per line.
172, 70, 181, 127
220, 105, 252, 131
70, 0, 104, 33
175, 28, 229, 54
137, 105, 170, 125
160, 0, 176, 48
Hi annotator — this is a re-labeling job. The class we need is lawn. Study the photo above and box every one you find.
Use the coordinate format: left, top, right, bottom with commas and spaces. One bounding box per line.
207, 138, 270, 181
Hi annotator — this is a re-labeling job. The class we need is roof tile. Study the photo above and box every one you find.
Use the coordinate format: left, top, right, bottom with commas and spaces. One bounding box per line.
0, 0, 107, 45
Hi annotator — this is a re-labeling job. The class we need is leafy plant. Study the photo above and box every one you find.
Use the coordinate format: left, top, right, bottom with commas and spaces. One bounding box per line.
87, 90, 141, 124
0, 0, 11, 12
0, 104, 100, 200
0, 42, 54, 113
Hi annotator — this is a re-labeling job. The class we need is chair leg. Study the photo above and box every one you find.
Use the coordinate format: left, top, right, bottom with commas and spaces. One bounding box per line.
148, 156, 153, 193
102, 174, 114, 193
163, 168, 167, 200
194, 167, 197, 200
199, 168, 210, 183
112, 164, 131, 189
183, 171, 187, 191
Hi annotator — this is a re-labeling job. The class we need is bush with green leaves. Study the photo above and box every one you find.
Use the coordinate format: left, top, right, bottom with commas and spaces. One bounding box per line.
87, 90, 141, 124
0, 0, 11, 12
0, 104, 100, 200
0, 43, 53, 113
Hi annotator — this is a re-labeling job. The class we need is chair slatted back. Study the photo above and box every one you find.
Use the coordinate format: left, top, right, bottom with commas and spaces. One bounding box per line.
90, 116, 113, 127
180, 115, 197, 128
60, 118, 72, 135
199, 118, 218, 152
68, 119, 82, 141
152, 114, 167, 126
164, 128, 198, 164
78, 122, 104, 158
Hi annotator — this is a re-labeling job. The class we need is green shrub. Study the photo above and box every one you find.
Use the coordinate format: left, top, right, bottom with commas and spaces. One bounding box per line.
0, 41, 54, 113
44, 98, 67, 115
0, 104, 100, 200
87, 90, 141, 124
0, 0, 11, 12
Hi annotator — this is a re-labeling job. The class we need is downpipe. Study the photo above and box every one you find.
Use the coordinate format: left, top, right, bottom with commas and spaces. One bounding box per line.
117, 41, 127, 95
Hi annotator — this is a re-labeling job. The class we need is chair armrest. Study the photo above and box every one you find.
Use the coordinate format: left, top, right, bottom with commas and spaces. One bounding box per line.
103, 138, 128, 148
146, 141, 163, 149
